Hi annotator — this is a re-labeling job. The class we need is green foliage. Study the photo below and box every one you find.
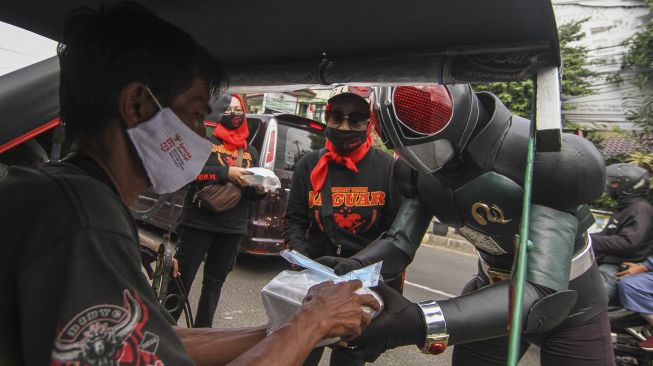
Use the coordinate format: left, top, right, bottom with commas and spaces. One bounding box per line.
626, 151, 653, 172
617, 1, 653, 130
474, 81, 533, 118
624, 95, 653, 132
474, 19, 597, 119
558, 18, 597, 97
583, 125, 626, 146
372, 132, 393, 154
592, 191, 619, 211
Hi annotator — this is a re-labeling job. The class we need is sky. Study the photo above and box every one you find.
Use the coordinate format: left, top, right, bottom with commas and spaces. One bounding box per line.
0, 21, 58, 77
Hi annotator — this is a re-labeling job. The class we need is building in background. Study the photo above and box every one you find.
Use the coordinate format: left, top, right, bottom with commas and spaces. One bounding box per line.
244, 88, 331, 122
553, 0, 652, 131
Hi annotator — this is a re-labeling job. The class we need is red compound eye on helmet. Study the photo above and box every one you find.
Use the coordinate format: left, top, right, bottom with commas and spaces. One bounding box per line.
392, 85, 453, 136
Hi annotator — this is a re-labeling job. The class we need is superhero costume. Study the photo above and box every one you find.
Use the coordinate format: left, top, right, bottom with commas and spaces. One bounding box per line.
323, 84, 614, 365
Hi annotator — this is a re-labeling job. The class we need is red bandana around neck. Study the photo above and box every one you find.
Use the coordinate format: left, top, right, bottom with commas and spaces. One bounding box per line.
309, 132, 373, 193
212, 93, 249, 151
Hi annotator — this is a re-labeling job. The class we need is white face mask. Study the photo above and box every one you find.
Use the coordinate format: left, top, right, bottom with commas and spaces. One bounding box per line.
126, 87, 212, 194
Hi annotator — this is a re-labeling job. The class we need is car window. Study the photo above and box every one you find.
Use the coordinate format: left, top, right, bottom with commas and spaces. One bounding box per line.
275, 123, 325, 171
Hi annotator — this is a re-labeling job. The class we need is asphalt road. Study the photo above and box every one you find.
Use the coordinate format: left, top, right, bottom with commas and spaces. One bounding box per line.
164, 240, 541, 366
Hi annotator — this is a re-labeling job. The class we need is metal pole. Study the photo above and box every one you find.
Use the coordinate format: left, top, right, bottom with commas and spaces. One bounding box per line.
506, 115, 536, 365
507, 65, 562, 365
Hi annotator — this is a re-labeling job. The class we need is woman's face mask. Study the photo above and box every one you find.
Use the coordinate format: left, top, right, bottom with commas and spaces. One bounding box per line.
221, 114, 246, 130
126, 87, 212, 194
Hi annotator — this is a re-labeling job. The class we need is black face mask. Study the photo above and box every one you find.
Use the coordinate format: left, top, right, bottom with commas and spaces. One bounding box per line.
221, 114, 245, 130
325, 127, 367, 154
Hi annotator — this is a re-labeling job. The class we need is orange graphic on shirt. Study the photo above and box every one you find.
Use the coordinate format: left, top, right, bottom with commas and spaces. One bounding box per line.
309, 187, 385, 234
308, 187, 385, 208
214, 143, 252, 168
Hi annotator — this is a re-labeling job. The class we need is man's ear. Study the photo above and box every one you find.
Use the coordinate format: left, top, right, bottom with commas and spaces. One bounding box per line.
117, 82, 159, 128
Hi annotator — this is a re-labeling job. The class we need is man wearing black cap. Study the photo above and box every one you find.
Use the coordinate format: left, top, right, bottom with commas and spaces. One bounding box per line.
283, 86, 407, 366
0, 5, 378, 366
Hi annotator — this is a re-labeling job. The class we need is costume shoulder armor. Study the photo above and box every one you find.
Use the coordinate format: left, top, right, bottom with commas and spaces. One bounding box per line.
531, 133, 605, 208
494, 125, 605, 209
467, 93, 605, 209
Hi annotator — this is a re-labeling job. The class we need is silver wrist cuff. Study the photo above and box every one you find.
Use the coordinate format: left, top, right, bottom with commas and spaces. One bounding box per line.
417, 300, 449, 354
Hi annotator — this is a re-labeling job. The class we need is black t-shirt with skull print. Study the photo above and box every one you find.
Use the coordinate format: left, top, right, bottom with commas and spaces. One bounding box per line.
0, 155, 194, 366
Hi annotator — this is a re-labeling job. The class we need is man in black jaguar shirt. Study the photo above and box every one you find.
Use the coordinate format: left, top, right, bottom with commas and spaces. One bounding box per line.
0, 4, 377, 366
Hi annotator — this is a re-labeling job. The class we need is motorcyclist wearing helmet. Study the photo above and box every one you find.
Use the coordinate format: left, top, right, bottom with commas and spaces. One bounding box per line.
317, 84, 615, 365
592, 163, 653, 302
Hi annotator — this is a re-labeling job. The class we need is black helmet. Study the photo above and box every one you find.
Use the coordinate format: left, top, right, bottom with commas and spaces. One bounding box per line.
605, 163, 650, 199
371, 84, 481, 174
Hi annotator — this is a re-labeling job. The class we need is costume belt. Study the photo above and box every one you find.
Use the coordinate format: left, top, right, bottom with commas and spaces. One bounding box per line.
479, 234, 594, 284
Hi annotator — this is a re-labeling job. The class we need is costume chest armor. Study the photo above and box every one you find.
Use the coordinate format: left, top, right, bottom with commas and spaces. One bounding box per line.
417, 170, 523, 256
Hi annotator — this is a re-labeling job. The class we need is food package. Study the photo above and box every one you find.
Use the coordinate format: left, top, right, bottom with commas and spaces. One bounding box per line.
242, 167, 281, 192
261, 250, 384, 347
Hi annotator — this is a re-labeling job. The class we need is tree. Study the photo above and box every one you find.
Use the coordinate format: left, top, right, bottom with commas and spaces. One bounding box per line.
473, 19, 597, 120
617, 0, 653, 132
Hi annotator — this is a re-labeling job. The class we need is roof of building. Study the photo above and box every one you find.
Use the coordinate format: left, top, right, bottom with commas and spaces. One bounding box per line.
600, 133, 653, 159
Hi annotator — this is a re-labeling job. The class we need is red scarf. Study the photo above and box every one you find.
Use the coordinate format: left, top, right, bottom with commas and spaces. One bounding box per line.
212, 93, 249, 150
309, 132, 373, 193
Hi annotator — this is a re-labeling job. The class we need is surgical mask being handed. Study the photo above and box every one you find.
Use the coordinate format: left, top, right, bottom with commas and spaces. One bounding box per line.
325, 127, 367, 154
126, 87, 212, 194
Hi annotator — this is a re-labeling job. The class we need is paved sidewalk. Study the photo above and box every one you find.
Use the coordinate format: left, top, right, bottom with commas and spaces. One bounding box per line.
421, 228, 475, 254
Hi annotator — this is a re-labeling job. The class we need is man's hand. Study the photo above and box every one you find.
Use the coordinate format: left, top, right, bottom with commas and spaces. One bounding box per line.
228, 166, 252, 187
617, 262, 649, 278
340, 282, 426, 362
315, 256, 364, 276
171, 258, 180, 278
299, 280, 380, 341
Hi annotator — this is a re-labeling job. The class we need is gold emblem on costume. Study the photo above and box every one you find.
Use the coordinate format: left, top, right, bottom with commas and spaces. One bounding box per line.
471, 202, 512, 226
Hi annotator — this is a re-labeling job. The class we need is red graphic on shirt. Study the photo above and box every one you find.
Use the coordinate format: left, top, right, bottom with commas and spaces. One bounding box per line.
334, 207, 365, 234
51, 290, 164, 366
214, 143, 252, 168
309, 187, 384, 234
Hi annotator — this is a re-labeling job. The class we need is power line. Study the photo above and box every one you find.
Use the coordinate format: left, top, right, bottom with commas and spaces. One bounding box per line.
584, 43, 628, 53
564, 97, 628, 103
0, 46, 39, 57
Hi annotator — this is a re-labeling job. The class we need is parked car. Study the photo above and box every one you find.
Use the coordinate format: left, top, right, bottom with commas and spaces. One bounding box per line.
130, 113, 326, 255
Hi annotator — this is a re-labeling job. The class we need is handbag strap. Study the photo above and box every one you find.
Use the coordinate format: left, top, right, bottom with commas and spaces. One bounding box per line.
236, 148, 244, 167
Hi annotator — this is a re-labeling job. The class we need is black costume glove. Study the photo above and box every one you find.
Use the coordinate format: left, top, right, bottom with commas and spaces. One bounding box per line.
315, 256, 364, 275
340, 282, 426, 362
316, 238, 411, 281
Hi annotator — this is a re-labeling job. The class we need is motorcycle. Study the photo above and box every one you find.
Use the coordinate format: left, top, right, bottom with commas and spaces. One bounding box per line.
609, 305, 653, 365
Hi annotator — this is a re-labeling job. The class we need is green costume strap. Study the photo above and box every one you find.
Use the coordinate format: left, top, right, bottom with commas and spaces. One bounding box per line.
525, 204, 578, 292
574, 204, 595, 237
385, 198, 433, 258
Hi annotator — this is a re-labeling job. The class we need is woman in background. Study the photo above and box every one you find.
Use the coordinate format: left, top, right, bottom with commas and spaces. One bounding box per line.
168, 94, 264, 327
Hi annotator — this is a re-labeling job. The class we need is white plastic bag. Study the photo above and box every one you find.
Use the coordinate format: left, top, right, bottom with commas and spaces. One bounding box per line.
261, 250, 384, 347
242, 167, 281, 192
